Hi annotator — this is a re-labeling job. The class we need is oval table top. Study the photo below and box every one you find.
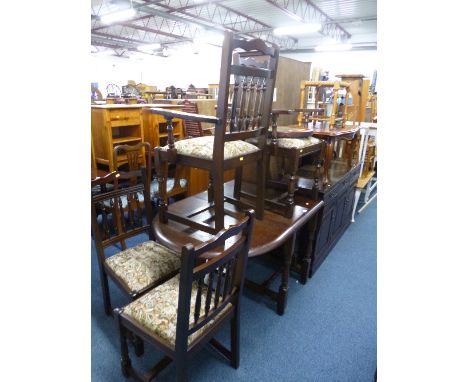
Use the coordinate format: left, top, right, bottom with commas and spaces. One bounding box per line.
152, 187, 323, 258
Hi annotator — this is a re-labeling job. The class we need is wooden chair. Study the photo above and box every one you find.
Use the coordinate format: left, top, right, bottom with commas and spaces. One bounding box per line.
265, 109, 325, 216
113, 142, 188, 205
91, 170, 181, 317
152, 31, 279, 233
116, 210, 255, 382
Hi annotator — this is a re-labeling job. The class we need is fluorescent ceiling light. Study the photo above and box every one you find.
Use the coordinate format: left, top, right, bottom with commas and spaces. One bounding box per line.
315, 43, 353, 52
137, 43, 161, 52
273, 23, 322, 36
100, 8, 136, 24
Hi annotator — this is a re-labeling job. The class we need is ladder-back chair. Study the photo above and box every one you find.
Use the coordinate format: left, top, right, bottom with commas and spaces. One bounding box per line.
116, 210, 255, 382
91, 170, 181, 317
266, 109, 325, 216
152, 31, 279, 233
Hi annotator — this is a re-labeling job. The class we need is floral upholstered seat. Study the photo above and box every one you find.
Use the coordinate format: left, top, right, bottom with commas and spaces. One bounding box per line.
105, 241, 181, 294
275, 136, 322, 149
123, 274, 232, 347
163, 135, 259, 160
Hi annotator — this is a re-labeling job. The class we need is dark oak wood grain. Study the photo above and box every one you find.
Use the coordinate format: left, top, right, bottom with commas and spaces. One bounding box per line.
153, 30, 280, 233
312, 124, 360, 185
152, 182, 323, 315
117, 210, 255, 382
266, 109, 325, 217
91, 169, 179, 317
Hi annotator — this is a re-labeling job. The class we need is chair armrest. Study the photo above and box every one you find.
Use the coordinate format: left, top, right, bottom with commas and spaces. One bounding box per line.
149, 108, 219, 124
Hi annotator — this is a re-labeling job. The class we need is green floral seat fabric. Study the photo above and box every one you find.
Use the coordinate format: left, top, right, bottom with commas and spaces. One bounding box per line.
163, 136, 259, 160
105, 241, 181, 294
275, 136, 322, 149
123, 274, 232, 347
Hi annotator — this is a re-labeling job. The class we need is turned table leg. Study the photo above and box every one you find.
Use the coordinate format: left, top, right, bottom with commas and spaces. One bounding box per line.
277, 235, 296, 315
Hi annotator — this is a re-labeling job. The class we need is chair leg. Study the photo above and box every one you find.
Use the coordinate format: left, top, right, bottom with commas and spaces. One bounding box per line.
213, 171, 224, 232
233, 167, 242, 199
175, 358, 188, 382
155, 150, 169, 224
132, 334, 145, 357
285, 170, 297, 218
99, 269, 112, 316
256, 157, 265, 220
208, 173, 214, 203
230, 309, 240, 369
117, 315, 132, 378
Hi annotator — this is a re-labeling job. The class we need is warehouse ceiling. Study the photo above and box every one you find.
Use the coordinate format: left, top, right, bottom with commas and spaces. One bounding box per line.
91, 0, 376, 56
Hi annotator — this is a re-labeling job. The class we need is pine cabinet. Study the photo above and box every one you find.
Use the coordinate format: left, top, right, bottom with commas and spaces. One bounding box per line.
91, 104, 184, 171
91, 105, 144, 171
141, 107, 183, 149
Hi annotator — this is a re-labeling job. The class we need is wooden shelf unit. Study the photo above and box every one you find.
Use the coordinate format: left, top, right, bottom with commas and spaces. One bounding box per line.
91, 105, 144, 171
91, 104, 185, 171
142, 107, 184, 149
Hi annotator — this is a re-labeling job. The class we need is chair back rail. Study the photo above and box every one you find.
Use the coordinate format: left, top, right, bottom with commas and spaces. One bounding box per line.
151, 31, 279, 233
91, 169, 153, 257
113, 141, 152, 190
214, 31, 279, 154
175, 210, 255, 347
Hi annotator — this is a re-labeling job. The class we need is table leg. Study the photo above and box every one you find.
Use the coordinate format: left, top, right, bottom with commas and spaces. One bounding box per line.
277, 235, 296, 315
297, 207, 322, 284
351, 188, 362, 223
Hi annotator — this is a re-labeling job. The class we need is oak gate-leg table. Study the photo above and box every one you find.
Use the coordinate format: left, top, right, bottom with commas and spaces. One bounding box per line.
152, 187, 323, 315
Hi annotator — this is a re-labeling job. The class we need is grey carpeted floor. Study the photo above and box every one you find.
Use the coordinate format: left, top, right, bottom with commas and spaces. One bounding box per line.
91, 199, 376, 381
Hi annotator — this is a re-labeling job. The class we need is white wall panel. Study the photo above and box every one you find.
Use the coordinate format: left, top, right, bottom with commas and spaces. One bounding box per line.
91, 44, 222, 96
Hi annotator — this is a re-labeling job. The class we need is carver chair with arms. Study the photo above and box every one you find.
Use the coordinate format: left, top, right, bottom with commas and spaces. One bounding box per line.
152, 31, 279, 234
91, 170, 181, 317
116, 209, 255, 382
